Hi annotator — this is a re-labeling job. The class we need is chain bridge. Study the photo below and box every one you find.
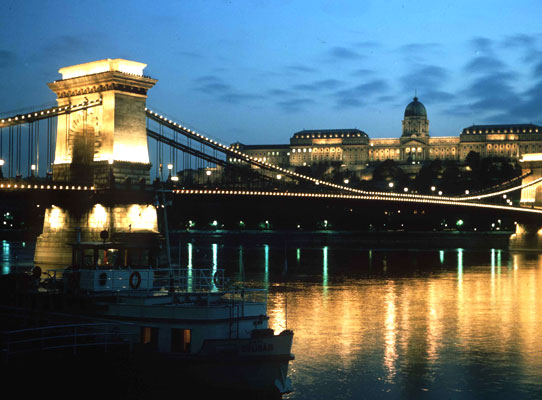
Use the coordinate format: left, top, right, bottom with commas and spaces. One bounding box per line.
1, 58, 542, 264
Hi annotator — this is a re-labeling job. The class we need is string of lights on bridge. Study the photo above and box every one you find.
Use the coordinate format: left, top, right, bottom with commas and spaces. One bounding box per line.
0, 99, 102, 128
0, 182, 94, 191
146, 108, 538, 204
171, 189, 542, 215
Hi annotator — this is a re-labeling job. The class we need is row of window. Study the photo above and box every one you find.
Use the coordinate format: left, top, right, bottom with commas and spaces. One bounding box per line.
464, 128, 540, 134
294, 132, 364, 139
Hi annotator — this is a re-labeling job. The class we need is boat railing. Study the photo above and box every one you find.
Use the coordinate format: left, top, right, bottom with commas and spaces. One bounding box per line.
39, 267, 227, 295
32, 268, 270, 305
1, 321, 135, 363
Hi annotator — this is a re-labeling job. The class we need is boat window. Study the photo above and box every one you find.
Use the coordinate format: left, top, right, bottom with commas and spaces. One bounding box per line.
171, 328, 191, 353
105, 249, 119, 267
141, 327, 159, 350
83, 249, 95, 267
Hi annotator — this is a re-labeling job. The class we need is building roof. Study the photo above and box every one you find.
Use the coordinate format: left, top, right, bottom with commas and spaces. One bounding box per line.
461, 124, 542, 135
231, 142, 290, 150
404, 97, 427, 118
292, 128, 368, 139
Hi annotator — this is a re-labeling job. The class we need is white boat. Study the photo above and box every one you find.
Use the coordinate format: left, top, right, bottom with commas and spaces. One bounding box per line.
7, 236, 294, 398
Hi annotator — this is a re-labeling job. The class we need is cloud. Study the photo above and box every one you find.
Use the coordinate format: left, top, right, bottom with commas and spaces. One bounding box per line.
470, 37, 494, 53
334, 79, 389, 108
40, 35, 96, 60
400, 64, 450, 99
284, 64, 318, 74
276, 98, 315, 112
464, 56, 506, 74
326, 46, 363, 61
400, 43, 441, 54
218, 92, 264, 104
421, 90, 455, 103
267, 88, 293, 97
193, 76, 232, 94
447, 70, 520, 117
351, 68, 375, 77
292, 79, 344, 92
0, 50, 16, 69
193, 75, 263, 105
501, 34, 538, 49
355, 40, 380, 49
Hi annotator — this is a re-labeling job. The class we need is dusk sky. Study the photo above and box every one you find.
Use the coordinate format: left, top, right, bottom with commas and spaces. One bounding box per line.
1, 0, 542, 146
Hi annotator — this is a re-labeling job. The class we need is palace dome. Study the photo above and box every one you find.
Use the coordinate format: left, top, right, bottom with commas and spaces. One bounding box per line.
404, 97, 427, 118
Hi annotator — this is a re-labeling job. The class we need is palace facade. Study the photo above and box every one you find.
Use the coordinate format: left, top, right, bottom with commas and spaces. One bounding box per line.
230, 97, 542, 172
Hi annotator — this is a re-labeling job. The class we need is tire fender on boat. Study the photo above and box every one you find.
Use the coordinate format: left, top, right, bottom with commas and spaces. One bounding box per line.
68, 270, 80, 290
129, 271, 142, 289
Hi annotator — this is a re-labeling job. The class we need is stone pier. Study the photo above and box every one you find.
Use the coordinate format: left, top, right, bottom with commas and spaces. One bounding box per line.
35, 59, 161, 268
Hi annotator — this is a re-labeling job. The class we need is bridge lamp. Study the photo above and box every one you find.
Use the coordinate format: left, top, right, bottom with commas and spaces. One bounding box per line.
206, 170, 212, 176
465, 190, 469, 195
277, 174, 282, 180
430, 186, 436, 192
108, 158, 114, 165
438, 191, 443, 196
167, 164, 173, 171
404, 187, 408, 192
503, 194, 507, 199
344, 179, 349, 184
388, 182, 394, 188
0, 159, 4, 166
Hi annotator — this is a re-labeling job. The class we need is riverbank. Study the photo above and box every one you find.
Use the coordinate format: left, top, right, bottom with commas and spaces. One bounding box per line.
171, 229, 514, 250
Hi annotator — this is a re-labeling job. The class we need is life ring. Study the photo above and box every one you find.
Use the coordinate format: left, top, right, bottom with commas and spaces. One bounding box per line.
129, 271, 142, 289
98, 272, 108, 286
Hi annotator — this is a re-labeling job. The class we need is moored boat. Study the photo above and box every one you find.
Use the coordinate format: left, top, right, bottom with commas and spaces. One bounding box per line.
1, 236, 294, 398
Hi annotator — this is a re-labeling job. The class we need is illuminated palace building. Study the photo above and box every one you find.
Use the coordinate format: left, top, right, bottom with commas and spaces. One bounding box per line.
231, 97, 542, 173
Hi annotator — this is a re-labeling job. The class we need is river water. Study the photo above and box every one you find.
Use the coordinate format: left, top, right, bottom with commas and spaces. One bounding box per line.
4, 232, 542, 399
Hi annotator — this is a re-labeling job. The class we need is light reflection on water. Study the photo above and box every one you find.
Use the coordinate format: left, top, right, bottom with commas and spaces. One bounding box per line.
174, 240, 542, 399
266, 248, 542, 400
4, 237, 542, 399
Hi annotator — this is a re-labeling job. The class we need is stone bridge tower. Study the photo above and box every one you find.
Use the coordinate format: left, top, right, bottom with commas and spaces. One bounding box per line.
47, 59, 157, 186
35, 59, 161, 268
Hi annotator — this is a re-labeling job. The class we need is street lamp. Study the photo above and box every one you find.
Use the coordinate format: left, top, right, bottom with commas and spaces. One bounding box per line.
404, 187, 408, 192
388, 182, 394, 188
430, 186, 436, 192
0, 159, 4, 178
